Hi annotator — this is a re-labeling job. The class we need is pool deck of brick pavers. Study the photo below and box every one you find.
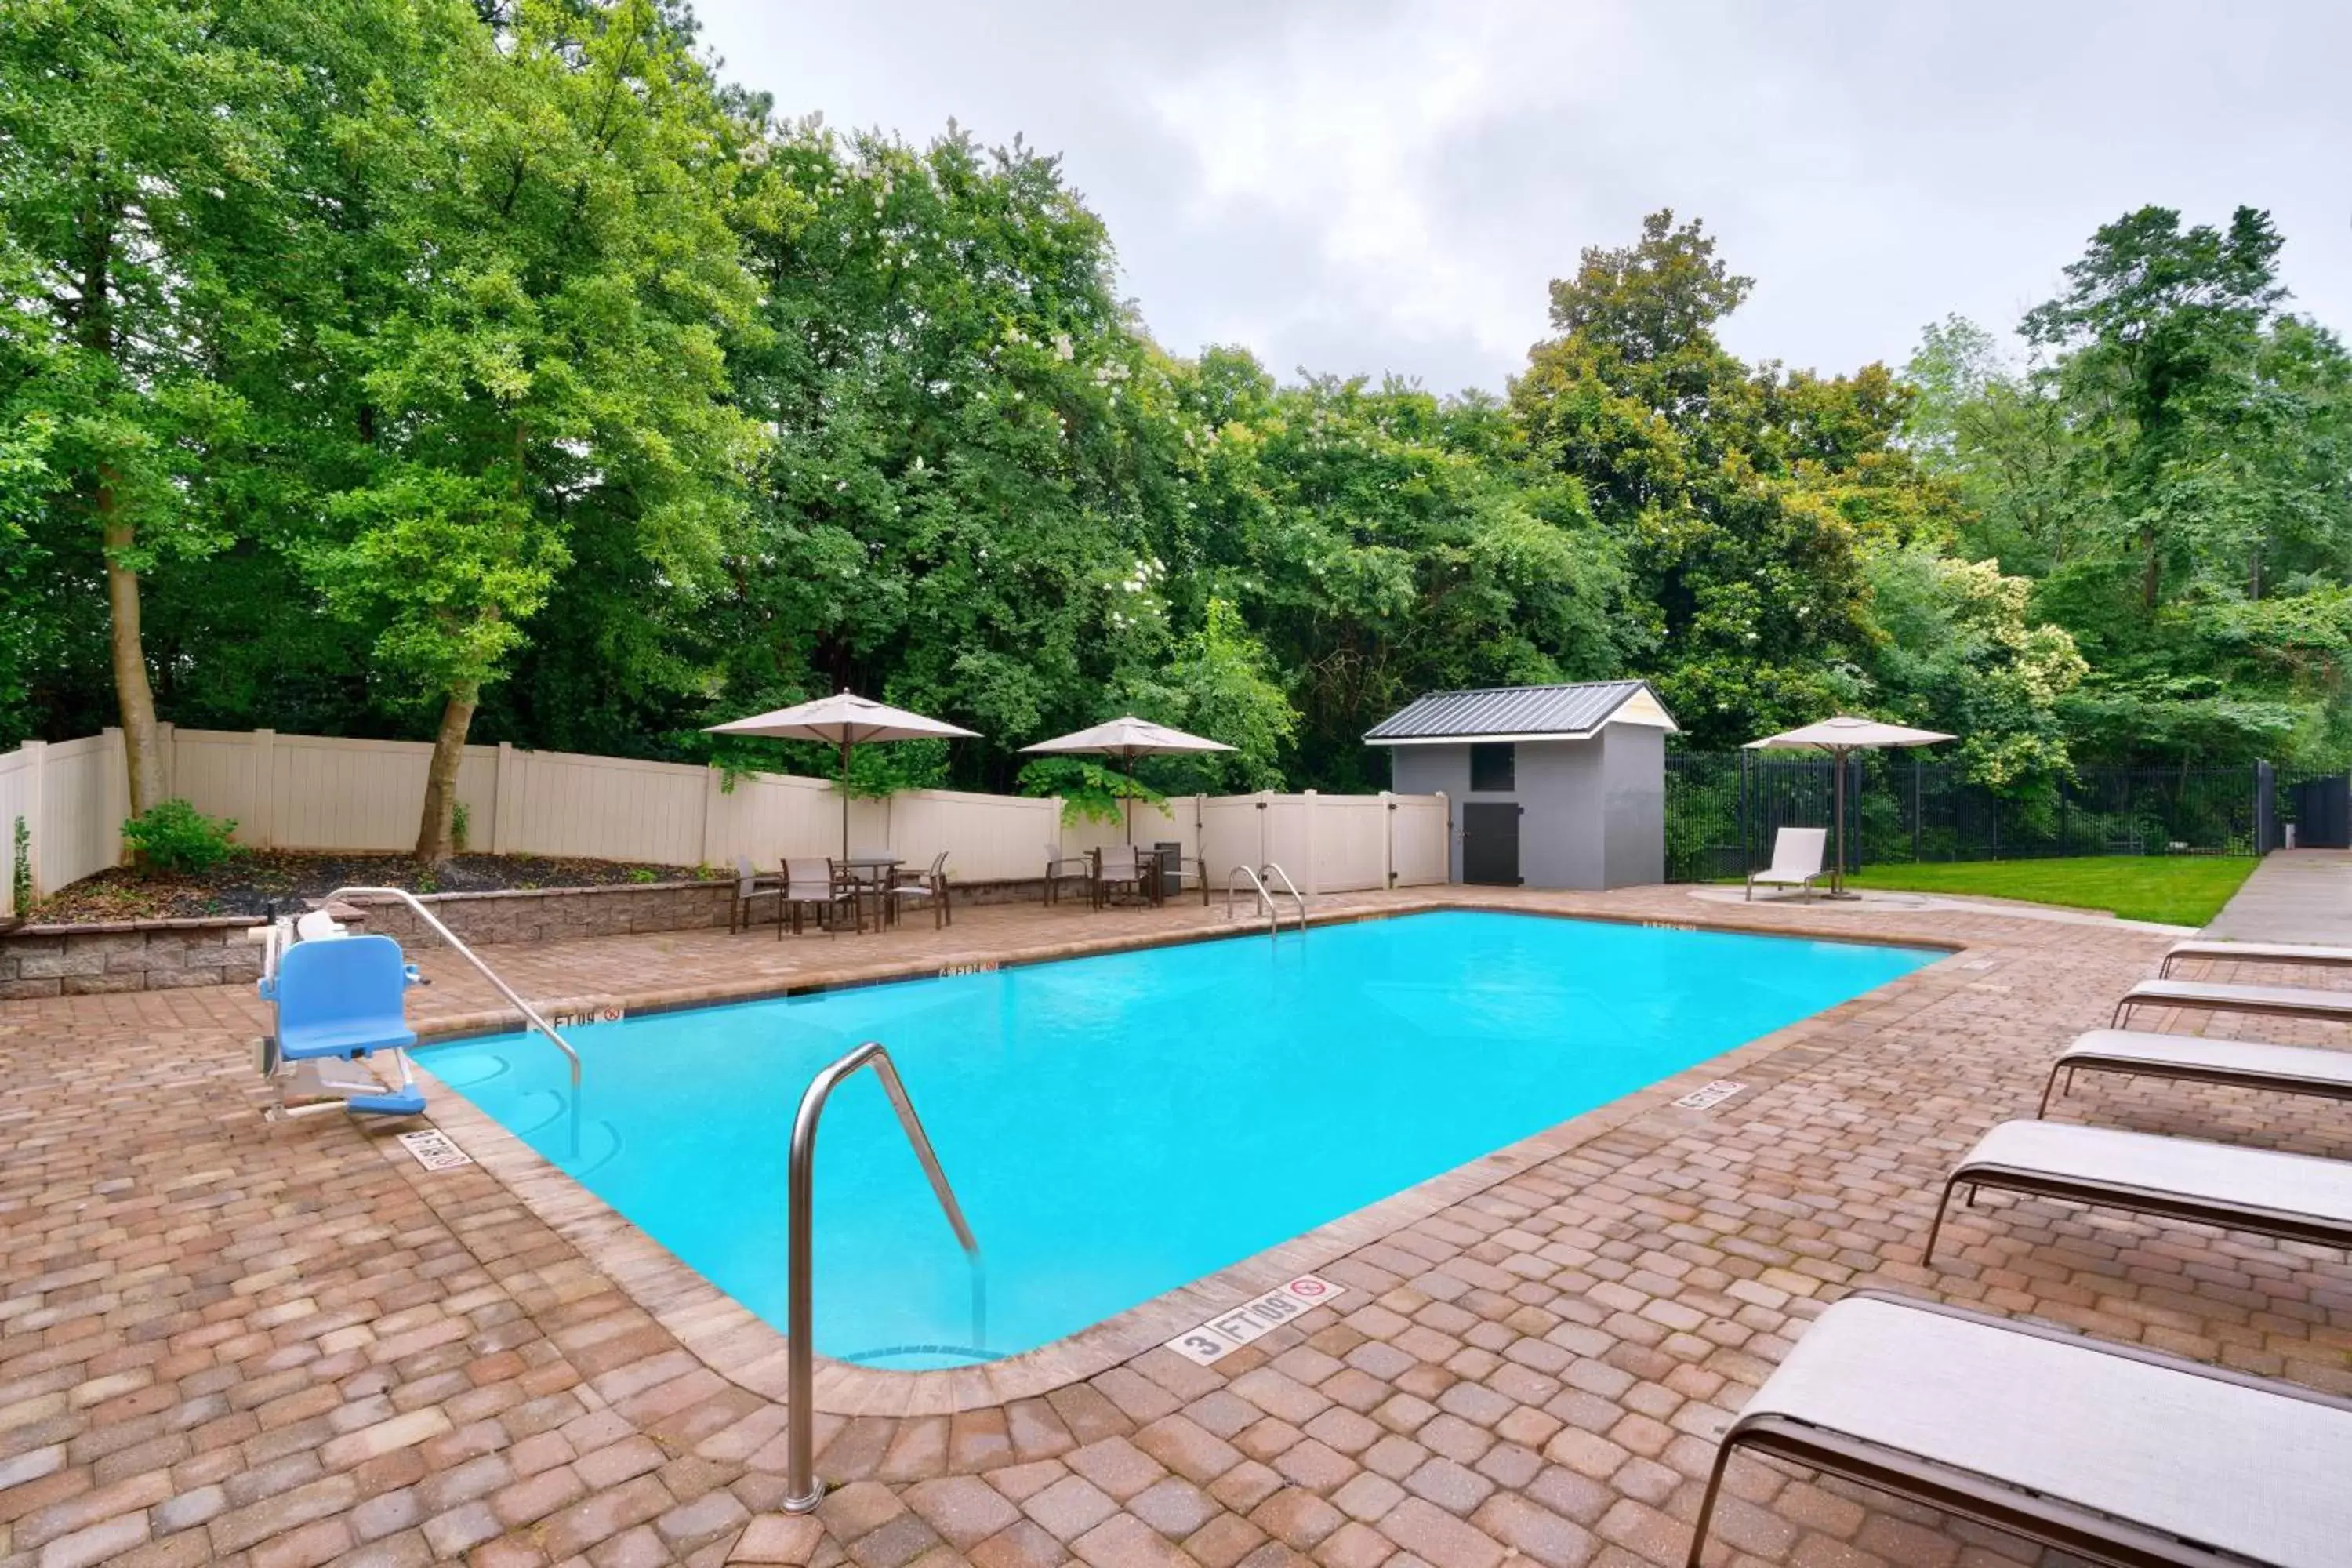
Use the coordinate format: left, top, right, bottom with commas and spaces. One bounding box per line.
3, 879, 2349, 1568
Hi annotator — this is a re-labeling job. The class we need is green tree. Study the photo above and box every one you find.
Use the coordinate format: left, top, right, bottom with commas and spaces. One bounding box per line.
292, 0, 760, 856
1512, 210, 1946, 747
0, 0, 304, 804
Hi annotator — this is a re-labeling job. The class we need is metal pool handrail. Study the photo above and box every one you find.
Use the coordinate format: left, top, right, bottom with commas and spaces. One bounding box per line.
1258, 862, 1309, 935
1225, 865, 1278, 939
786, 1041, 981, 1513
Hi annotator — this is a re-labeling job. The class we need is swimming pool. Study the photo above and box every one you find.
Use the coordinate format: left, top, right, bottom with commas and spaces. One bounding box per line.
419, 912, 1936, 1368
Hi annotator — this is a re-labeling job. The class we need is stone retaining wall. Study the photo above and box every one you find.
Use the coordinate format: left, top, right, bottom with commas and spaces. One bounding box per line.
0, 874, 1072, 996
0, 919, 266, 999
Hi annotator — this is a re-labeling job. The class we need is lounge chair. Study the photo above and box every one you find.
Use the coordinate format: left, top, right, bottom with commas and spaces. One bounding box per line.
2111, 976, 2352, 1029
1686, 1290, 2352, 1568
890, 850, 953, 930
2159, 938, 2352, 978
2040, 1029, 2352, 1116
1745, 827, 1828, 902
729, 854, 783, 934
1043, 843, 1091, 906
1922, 1119, 2352, 1263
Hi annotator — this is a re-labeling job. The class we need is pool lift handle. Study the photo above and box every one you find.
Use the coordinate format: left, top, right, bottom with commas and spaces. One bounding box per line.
786, 1040, 981, 1514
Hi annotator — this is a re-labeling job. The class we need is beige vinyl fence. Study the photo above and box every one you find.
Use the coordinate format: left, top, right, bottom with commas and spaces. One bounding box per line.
1, 727, 1450, 913
1068, 789, 1455, 896
0, 735, 131, 916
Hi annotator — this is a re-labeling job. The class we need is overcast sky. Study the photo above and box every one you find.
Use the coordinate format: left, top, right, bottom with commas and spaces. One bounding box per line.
691, 0, 2351, 395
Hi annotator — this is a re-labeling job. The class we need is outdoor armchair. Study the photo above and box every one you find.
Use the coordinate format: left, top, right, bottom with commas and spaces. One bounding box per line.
1043, 843, 1091, 906
1093, 844, 1147, 909
781, 857, 858, 937
730, 854, 785, 935
890, 850, 953, 929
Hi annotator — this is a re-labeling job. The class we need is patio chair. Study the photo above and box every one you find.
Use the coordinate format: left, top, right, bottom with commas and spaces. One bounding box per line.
1043, 843, 1091, 906
2159, 938, 2352, 978
1922, 1119, 2352, 1264
890, 850, 953, 930
1153, 840, 1211, 906
1093, 844, 1147, 909
2111, 975, 2352, 1029
1684, 1290, 2352, 1568
2039, 1029, 2352, 1116
848, 848, 896, 927
1745, 827, 1828, 902
729, 854, 784, 935
781, 857, 858, 937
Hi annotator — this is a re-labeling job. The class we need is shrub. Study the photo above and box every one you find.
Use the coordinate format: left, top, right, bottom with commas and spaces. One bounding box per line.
121, 799, 240, 874
9, 816, 27, 913
450, 801, 471, 854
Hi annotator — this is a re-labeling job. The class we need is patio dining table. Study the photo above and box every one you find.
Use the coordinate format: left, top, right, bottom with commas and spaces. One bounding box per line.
840, 856, 902, 928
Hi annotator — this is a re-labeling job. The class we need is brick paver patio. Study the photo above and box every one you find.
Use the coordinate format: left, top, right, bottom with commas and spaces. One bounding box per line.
3, 885, 2349, 1568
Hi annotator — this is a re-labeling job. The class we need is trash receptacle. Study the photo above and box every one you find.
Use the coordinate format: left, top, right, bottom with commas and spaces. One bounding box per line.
1153, 841, 1183, 895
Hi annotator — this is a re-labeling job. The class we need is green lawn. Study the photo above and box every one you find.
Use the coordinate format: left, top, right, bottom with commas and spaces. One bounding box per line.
1839, 855, 2256, 926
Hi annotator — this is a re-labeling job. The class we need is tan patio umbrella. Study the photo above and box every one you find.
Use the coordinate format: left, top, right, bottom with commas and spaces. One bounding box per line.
1020, 716, 1234, 843
1743, 715, 1954, 898
708, 690, 979, 859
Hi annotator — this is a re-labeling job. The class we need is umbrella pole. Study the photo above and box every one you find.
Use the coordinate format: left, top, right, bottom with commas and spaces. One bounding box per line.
1125, 755, 1136, 844
839, 739, 852, 862
1832, 746, 1847, 895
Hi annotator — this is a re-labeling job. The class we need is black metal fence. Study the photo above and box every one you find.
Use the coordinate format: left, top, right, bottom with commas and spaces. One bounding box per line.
1664, 753, 2277, 882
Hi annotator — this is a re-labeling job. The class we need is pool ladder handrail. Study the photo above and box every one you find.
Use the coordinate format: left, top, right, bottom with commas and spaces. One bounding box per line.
1225, 865, 1278, 938
1258, 862, 1308, 935
321, 885, 583, 1105
1224, 863, 1308, 940
786, 1041, 980, 1513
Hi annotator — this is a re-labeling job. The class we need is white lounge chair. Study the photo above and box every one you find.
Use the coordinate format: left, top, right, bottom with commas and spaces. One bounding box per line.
2111, 976, 2352, 1029
2041, 1029, 2352, 1116
1686, 1291, 2352, 1568
1924, 1119, 2352, 1263
2160, 938, 2352, 978
1745, 827, 1828, 902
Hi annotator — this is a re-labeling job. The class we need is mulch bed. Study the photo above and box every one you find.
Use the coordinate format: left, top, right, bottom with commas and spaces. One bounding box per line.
25, 851, 715, 924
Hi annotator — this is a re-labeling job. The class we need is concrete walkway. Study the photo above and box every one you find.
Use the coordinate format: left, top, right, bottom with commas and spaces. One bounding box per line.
2200, 848, 2352, 940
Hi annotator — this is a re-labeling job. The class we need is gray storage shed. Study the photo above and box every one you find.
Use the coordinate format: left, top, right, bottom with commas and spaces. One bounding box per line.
1367, 681, 1678, 890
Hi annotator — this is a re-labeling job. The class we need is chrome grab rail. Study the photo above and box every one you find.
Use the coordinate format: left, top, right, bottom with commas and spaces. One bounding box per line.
1225, 865, 1278, 939
1258, 862, 1308, 934
786, 1041, 981, 1513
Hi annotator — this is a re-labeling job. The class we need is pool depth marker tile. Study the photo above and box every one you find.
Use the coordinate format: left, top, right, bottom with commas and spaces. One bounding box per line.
396, 1126, 474, 1171
1163, 1274, 1347, 1365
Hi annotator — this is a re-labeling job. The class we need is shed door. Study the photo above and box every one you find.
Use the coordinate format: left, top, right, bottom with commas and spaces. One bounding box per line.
1462, 802, 1522, 886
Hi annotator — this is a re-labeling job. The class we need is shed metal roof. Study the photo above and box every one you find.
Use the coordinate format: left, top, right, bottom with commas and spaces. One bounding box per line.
1363, 681, 1671, 743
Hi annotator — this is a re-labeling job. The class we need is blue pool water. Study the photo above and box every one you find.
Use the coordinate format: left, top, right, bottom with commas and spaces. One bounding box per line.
419, 913, 1936, 1366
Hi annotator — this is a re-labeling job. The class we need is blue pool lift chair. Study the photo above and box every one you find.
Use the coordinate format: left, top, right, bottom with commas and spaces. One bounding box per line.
256, 930, 429, 1120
